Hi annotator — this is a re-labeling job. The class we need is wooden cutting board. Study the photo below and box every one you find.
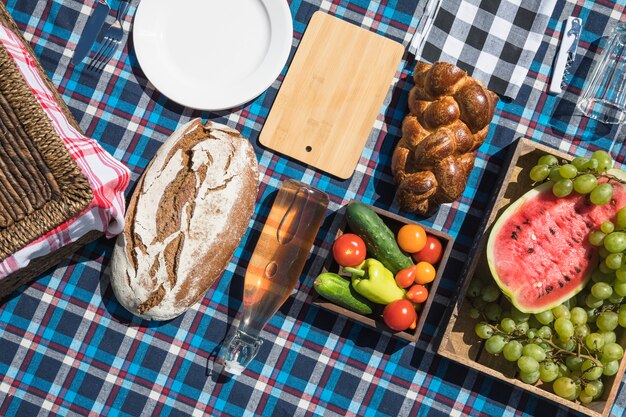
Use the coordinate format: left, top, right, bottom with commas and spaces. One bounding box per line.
260, 12, 404, 179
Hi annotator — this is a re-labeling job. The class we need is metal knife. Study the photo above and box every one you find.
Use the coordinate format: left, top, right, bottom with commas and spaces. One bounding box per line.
549, 16, 583, 95
71, 0, 111, 65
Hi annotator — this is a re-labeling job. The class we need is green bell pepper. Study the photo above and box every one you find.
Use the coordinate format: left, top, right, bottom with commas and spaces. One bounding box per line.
344, 258, 405, 305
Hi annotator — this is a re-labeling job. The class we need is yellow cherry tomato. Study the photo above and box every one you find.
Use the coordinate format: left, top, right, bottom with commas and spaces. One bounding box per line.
414, 261, 436, 285
397, 224, 427, 253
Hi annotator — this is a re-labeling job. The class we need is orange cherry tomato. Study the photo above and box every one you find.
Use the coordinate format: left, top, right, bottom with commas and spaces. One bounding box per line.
412, 235, 443, 265
395, 265, 416, 288
397, 224, 427, 253
383, 299, 417, 331
414, 261, 436, 285
406, 284, 428, 304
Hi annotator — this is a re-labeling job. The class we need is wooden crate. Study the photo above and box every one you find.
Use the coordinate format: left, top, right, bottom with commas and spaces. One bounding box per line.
311, 201, 454, 342
437, 137, 626, 417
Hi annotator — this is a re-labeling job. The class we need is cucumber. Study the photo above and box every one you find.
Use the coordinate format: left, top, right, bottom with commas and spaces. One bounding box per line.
314, 273, 375, 315
346, 201, 413, 274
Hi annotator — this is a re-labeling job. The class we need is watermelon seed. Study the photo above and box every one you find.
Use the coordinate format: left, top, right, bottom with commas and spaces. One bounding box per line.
585, 221, 593, 229
523, 219, 530, 225
564, 275, 571, 282
527, 248, 534, 253
516, 225, 522, 231
546, 285, 554, 293
558, 282, 564, 288
574, 267, 581, 273
511, 231, 518, 240
549, 228, 556, 235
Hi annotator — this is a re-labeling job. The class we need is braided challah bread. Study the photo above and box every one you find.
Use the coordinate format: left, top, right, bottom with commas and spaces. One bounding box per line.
392, 62, 498, 215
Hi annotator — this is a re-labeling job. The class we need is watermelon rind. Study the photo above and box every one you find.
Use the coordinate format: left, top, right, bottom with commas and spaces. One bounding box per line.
486, 182, 590, 314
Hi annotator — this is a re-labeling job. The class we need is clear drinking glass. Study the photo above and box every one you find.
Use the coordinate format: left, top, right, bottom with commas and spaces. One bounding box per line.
219, 179, 328, 375
577, 22, 626, 124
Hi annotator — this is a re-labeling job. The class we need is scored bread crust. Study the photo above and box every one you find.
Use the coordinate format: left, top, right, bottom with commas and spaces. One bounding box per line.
111, 118, 259, 320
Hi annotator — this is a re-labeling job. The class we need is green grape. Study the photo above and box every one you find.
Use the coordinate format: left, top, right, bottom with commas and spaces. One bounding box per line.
616, 265, 626, 282
537, 326, 552, 339
592, 268, 613, 283
516, 321, 529, 335
522, 344, 546, 362
614, 281, 626, 297
601, 221, 616, 234
591, 150, 613, 172
570, 307, 588, 326
597, 311, 619, 331
608, 294, 624, 305
584, 380, 603, 398
565, 356, 584, 371
586, 294, 604, 309
511, 306, 530, 322
589, 230, 607, 247
553, 179, 574, 198
602, 360, 619, 376
555, 338, 576, 351
552, 304, 570, 319
517, 356, 540, 373
618, 308, 626, 327
549, 166, 563, 182
527, 328, 537, 339
602, 342, 624, 361
475, 323, 493, 339
591, 282, 613, 300
601, 331, 617, 344
582, 158, 599, 171
484, 303, 502, 322
472, 298, 486, 309
558, 362, 571, 377
503, 340, 523, 362
559, 164, 578, 179
575, 324, 591, 338
603, 231, 626, 253
590, 183, 614, 205
616, 206, 626, 230
573, 174, 598, 194
485, 335, 506, 354
553, 377, 578, 400
535, 310, 554, 325
538, 154, 559, 166
539, 361, 559, 382
467, 279, 484, 297
585, 333, 605, 351
581, 360, 603, 381
519, 370, 540, 384
578, 392, 594, 404
481, 284, 500, 302
572, 157, 590, 171
599, 247, 612, 261
605, 253, 623, 270
529, 164, 551, 182
469, 308, 480, 319
500, 318, 516, 334
554, 317, 575, 339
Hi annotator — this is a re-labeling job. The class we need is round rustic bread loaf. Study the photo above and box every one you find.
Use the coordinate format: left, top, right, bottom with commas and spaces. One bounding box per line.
110, 118, 258, 320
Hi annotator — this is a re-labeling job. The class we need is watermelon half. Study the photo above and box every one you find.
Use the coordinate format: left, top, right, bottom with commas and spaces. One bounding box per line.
487, 176, 626, 314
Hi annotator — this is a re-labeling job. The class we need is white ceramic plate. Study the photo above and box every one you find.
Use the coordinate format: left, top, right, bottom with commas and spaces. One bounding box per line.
133, 0, 293, 111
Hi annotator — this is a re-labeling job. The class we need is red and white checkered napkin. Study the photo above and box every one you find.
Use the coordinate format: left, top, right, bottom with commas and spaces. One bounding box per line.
0, 24, 130, 278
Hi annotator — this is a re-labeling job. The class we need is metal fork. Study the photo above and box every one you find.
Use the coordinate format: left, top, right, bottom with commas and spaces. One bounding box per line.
87, 1, 130, 72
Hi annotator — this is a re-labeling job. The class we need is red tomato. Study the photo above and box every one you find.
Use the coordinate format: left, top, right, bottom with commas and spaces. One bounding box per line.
333, 233, 366, 267
412, 235, 443, 265
414, 262, 436, 285
406, 284, 429, 304
383, 299, 417, 331
397, 224, 427, 253
395, 265, 416, 288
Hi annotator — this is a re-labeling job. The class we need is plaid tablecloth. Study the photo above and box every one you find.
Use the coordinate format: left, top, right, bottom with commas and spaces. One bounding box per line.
1, 0, 626, 416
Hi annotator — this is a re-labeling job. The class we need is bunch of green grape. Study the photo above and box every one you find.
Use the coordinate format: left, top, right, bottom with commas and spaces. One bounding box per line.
528, 150, 617, 204
468, 278, 625, 404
